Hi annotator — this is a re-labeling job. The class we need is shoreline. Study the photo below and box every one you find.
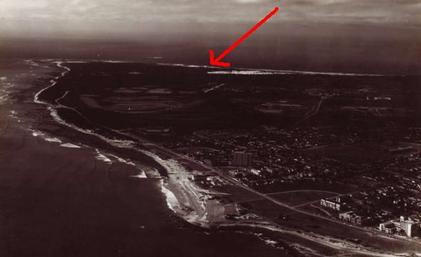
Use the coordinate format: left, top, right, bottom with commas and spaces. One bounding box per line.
31, 59, 228, 228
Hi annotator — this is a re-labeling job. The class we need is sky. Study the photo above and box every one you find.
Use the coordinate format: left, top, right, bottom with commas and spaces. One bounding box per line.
1, 0, 421, 38
1, 0, 420, 74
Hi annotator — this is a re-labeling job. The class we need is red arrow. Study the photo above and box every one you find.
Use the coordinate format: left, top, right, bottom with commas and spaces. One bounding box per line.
209, 6, 280, 68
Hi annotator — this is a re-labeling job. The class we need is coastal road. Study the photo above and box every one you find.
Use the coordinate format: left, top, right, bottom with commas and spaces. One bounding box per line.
230, 189, 341, 205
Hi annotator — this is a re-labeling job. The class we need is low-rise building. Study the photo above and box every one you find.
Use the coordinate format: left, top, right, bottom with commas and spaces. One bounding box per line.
339, 211, 363, 225
320, 196, 342, 211
379, 216, 420, 237
379, 221, 396, 234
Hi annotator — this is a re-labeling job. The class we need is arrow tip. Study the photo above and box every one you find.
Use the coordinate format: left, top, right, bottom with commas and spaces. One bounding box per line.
209, 50, 231, 68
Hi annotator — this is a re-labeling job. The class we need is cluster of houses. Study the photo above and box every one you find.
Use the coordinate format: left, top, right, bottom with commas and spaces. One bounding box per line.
320, 197, 420, 237
320, 197, 365, 225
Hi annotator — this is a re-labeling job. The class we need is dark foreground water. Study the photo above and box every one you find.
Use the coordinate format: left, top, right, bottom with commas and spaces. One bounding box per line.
0, 162, 286, 257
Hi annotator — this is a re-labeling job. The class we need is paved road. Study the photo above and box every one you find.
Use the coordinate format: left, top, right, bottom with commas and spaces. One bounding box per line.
295, 96, 325, 125
233, 189, 341, 205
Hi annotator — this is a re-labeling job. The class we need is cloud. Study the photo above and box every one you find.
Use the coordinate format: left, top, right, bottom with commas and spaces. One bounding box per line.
234, 0, 261, 3
0, 0, 421, 37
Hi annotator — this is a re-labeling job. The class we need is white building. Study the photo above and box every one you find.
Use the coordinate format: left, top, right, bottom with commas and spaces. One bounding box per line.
379, 216, 419, 237
320, 197, 342, 211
